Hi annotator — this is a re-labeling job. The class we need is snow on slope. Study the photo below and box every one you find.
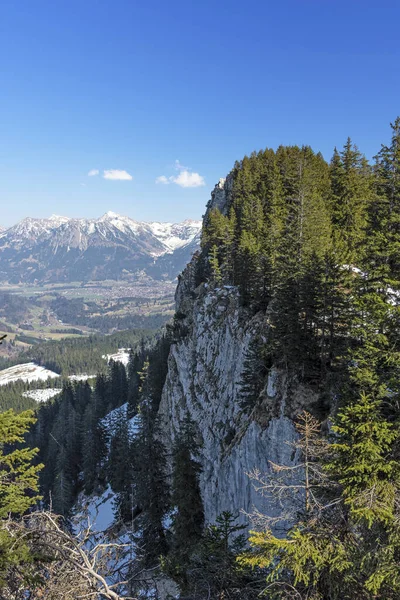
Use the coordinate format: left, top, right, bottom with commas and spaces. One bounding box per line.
101, 403, 140, 439
102, 348, 131, 366
68, 373, 97, 381
76, 405, 140, 532
147, 219, 202, 252
1, 212, 201, 255
22, 388, 62, 402
79, 486, 116, 532
0, 363, 60, 386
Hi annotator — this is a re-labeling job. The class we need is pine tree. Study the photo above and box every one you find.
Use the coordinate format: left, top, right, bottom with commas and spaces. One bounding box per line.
52, 445, 75, 516
326, 392, 399, 526
209, 244, 222, 285
181, 512, 261, 599
127, 351, 143, 418
372, 117, 400, 284
109, 359, 128, 410
0, 410, 43, 517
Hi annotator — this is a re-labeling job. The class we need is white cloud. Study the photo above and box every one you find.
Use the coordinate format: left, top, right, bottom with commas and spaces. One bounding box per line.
88, 169, 99, 176
155, 175, 171, 185
173, 170, 205, 188
174, 159, 189, 171
156, 161, 205, 188
103, 169, 133, 181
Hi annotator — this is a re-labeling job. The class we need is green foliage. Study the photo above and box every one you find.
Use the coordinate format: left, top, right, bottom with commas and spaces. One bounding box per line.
240, 395, 400, 599
28, 360, 127, 515
0, 409, 42, 517
330, 139, 373, 257
0, 377, 61, 413
327, 392, 399, 526
0, 409, 43, 587
197, 127, 400, 389
5, 119, 400, 598
132, 409, 170, 568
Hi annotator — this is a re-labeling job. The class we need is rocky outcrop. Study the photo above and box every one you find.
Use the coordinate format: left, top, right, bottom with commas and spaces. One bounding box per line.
158, 181, 318, 527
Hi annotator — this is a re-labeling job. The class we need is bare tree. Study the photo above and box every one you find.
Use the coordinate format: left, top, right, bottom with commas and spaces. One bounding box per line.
245, 411, 332, 529
1, 510, 137, 600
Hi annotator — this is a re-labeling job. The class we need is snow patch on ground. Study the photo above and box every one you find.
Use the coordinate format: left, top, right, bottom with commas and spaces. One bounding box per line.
0, 363, 60, 386
22, 388, 62, 403
81, 487, 116, 532
68, 373, 96, 381
102, 348, 131, 366
101, 403, 140, 438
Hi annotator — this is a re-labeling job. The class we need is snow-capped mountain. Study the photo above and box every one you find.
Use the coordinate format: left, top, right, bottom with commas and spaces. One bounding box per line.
0, 212, 202, 283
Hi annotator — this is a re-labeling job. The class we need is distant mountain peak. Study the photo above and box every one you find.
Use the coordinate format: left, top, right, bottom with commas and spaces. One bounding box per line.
0, 212, 202, 283
48, 214, 70, 222
102, 210, 122, 219
97, 210, 129, 222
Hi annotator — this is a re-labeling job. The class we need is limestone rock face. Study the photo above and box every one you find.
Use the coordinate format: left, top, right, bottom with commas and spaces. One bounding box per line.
158, 178, 318, 527
203, 174, 234, 218
158, 283, 303, 525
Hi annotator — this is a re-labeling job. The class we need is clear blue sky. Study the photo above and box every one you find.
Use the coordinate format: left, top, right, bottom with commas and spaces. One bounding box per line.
1, 0, 399, 226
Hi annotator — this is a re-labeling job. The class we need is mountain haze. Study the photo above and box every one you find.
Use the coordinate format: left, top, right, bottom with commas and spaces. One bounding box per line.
0, 212, 202, 284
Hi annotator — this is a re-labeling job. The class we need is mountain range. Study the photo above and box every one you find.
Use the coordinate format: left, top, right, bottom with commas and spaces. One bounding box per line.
0, 212, 202, 284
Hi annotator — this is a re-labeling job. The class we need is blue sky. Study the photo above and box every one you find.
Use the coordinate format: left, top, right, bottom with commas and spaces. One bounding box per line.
1, 0, 399, 226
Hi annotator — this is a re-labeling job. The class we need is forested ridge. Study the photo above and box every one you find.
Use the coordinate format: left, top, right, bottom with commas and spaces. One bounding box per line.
192, 119, 400, 598
0, 121, 400, 598
199, 121, 400, 405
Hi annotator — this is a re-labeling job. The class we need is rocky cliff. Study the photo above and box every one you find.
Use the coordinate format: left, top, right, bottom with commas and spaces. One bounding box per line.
158, 179, 318, 527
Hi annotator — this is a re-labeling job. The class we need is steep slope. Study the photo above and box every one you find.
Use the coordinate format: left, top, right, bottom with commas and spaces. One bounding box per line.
0, 212, 201, 283
157, 179, 317, 526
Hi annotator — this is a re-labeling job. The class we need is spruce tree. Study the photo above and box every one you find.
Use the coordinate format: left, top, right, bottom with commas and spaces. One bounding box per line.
108, 413, 134, 522
127, 351, 143, 418
330, 138, 372, 258
170, 417, 204, 561
81, 400, 108, 495
240, 397, 400, 599
239, 337, 268, 410
0, 410, 43, 588
132, 404, 170, 568
372, 117, 400, 284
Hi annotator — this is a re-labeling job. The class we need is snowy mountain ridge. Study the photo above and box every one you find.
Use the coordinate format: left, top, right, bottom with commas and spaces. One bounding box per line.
0, 212, 202, 283
1, 212, 201, 254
